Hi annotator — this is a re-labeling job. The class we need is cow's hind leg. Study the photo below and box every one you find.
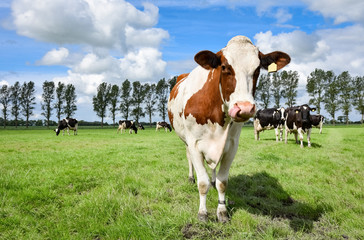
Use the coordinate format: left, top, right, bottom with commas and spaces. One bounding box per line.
186, 147, 195, 183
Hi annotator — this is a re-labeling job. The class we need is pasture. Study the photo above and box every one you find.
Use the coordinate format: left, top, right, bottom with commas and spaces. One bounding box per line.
0, 125, 363, 239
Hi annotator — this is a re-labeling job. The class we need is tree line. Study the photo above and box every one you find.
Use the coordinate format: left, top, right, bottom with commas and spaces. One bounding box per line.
0, 77, 177, 128
255, 69, 364, 125
92, 77, 176, 127
0, 81, 77, 128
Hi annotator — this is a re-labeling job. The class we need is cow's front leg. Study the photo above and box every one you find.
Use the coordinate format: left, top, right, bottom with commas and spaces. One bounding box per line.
189, 148, 210, 222
298, 129, 304, 148
294, 132, 299, 144
279, 127, 283, 141
307, 128, 312, 147
274, 127, 279, 142
216, 146, 236, 222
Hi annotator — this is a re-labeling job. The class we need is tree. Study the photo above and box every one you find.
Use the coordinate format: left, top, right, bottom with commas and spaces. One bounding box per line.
337, 71, 352, 125
130, 81, 146, 123
306, 68, 326, 114
352, 76, 364, 124
10, 81, 21, 128
20, 81, 36, 128
255, 74, 271, 109
109, 84, 120, 127
281, 70, 299, 107
119, 79, 132, 120
168, 76, 178, 92
64, 84, 77, 118
41, 81, 55, 128
0, 85, 11, 128
271, 72, 283, 108
144, 83, 157, 127
323, 71, 340, 125
156, 78, 169, 121
54, 82, 65, 122
93, 82, 111, 127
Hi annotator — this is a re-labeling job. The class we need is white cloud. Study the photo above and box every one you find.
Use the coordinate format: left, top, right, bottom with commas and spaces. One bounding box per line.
37, 47, 69, 66
10, 0, 169, 99
302, 0, 364, 25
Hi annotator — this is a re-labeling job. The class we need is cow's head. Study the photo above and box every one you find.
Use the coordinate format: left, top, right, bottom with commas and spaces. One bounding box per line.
300, 104, 316, 124
54, 128, 60, 136
194, 36, 290, 122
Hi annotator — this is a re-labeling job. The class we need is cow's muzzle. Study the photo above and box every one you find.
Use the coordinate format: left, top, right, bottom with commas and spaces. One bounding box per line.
229, 101, 256, 122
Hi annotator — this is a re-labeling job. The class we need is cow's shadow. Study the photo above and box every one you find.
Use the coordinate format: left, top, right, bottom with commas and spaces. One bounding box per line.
227, 172, 329, 232
285, 140, 322, 148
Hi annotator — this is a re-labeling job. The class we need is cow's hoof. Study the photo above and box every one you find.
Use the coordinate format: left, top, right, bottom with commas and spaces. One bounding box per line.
217, 210, 229, 223
198, 213, 208, 222
308, 144, 311, 148
188, 177, 195, 184
300, 145, 304, 148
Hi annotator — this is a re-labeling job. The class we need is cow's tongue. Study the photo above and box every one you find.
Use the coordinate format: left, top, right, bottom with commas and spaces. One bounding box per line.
228, 105, 241, 119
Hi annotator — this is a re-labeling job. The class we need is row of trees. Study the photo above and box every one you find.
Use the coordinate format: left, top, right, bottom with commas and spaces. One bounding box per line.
0, 77, 177, 128
92, 77, 176, 127
0, 81, 77, 128
256, 69, 364, 124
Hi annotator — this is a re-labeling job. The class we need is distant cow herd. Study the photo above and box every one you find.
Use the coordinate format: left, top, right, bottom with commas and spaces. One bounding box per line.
54, 118, 172, 136
254, 104, 324, 148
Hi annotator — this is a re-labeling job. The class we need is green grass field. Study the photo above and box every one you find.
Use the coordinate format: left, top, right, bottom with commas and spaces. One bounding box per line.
0, 125, 363, 239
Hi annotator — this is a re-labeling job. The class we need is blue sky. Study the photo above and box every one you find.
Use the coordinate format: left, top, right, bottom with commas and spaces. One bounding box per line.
1, 0, 364, 122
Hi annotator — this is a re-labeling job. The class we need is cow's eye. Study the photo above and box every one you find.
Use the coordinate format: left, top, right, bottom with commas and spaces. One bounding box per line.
222, 65, 226, 71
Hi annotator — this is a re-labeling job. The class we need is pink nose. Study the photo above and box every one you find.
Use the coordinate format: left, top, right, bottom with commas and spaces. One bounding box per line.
228, 101, 256, 122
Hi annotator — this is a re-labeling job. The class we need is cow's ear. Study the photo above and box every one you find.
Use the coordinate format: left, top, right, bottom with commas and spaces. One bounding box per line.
194, 50, 221, 70
259, 51, 291, 72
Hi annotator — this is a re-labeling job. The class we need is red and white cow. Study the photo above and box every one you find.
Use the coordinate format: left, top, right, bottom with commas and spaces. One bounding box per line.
168, 36, 290, 222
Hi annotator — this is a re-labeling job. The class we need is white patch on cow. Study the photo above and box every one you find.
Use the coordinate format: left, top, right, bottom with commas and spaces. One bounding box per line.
221, 36, 259, 110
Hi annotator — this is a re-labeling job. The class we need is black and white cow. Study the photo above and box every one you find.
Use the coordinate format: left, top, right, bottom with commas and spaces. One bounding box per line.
284, 104, 316, 148
117, 120, 138, 134
55, 118, 78, 136
253, 107, 285, 141
156, 121, 172, 132
310, 114, 325, 134
138, 124, 145, 130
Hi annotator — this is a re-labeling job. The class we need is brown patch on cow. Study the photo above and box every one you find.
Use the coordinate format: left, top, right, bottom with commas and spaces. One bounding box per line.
218, 52, 236, 102
169, 73, 188, 101
198, 182, 209, 195
218, 181, 227, 193
176, 73, 189, 84
184, 69, 225, 126
252, 67, 260, 97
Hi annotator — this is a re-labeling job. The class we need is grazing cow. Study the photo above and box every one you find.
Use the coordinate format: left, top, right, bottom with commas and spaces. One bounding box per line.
253, 107, 285, 141
156, 121, 172, 132
138, 124, 145, 130
168, 35, 290, 222
117, 120, 138, 134
55, 118, 78, 136
310, 114, 324, 134
284, 104, 316, 148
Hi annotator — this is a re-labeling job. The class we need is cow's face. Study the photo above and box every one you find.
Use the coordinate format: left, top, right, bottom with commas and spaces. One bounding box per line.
54, 128, 60, 136
300, 104, 316, 123
194, 36, 290, 123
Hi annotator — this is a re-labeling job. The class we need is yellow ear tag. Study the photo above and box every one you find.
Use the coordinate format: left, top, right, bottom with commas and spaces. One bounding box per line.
268, 62, 277, 73
295, 110, 299, 114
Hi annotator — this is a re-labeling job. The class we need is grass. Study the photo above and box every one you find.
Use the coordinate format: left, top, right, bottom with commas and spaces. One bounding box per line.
0, 125, 363, 239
